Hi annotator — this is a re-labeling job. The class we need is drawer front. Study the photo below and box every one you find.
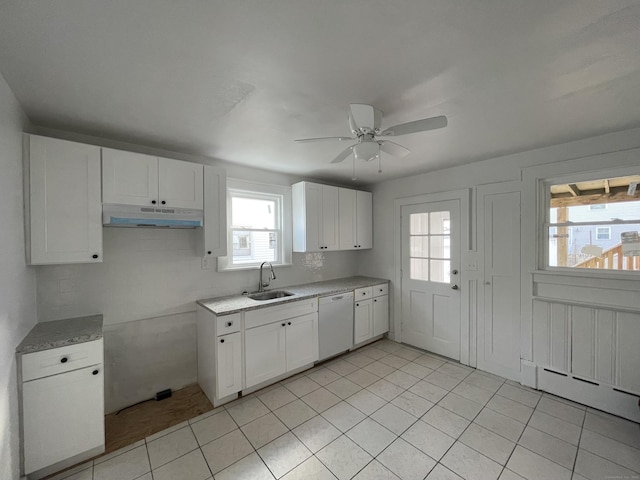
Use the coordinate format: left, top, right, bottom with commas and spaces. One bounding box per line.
244, 299, 318, 330
22, 339, 103, 382
354, 286, 373, 300
216, 313, 241, 335
373, 283, 388, 297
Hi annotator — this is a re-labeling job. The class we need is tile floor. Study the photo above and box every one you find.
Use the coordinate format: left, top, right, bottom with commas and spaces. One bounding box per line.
49, 339, 640, 480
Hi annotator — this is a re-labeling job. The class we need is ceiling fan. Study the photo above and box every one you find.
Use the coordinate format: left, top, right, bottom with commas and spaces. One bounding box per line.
295, 104, 447, 179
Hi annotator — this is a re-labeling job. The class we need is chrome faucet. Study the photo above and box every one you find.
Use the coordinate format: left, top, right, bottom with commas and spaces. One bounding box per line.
258, 262, 276, 292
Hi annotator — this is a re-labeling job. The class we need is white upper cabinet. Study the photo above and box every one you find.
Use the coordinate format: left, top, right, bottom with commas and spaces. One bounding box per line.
102, 149, 203, 210
200, 165, 227, 257
25, 135, 103, 265
292, 181, 340, 252
339, 188, 372, 250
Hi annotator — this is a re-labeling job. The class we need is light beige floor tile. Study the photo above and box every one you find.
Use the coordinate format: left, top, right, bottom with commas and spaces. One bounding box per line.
214, 452, 274, 480
496, 384, 540, 408
506, 445, 571, 480
364, 360, 396, 377
573, 448, 639, 480
401, 419, 456, 460
360, 347, 388, 360
400, 361, 434, 379
376, 341, 403, 353
134, 474, 152, 480
94, 440, 145, 465
225, 396, 269, 426
409, 380, 449, 403
352, 459, 401, 480
439, 392, 484, 420
371, 403, 418, 435
146, 420, 189, 442
518, 426, 577, 469
152, 449, 211, 480
301, 386, 341, 413
48, 461, 93, 480
422, 405, 470, 438
384, 370, 421, 389
346, 388, 387, 415
486, 395, 533, 424
284, 376, 322, 397
424, 371, 462, 391
273, 398, 317, 429
583, 409, 640, 448
93, 445, 150, 480
241, 412, 289, 449
292, 415, 342, 453
325, 377, 362, 399
452, 382, 494, 405
441, 442, 502, 480
460, 423, 515, 465
527, 410, 581, 445
306, 366, 342, 386
325, 359, 360, 376
391, 390, 434, 417
367, 378, 406, 402
191, 410, 238, 446
345, 368, 379, 388
426, 464, 464, 480
437, 363, 473, 381
201, 429, 254, 474
147, 425, 199, 469
474, 408, 525, 442
579, 429, 640, 473
535, 396, 585, 426
463, 372, 504, 393
414, 354, 446, 370
344, 352, 375, 368
395, 347, 423, 361
378, 438, 437, 480
322, 401, 366, 432
316, 435, 373, 480
257, 432, 312, 478
189, 407, 222, 425
281, 456, 337, 480
379, 354, 411, 369
257, 385, 297, 411
498, 469, 525, 480
346, 418, 397, 456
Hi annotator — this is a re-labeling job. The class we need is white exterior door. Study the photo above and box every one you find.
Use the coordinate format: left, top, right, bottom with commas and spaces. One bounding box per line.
401, 200, 461, 360
477, 183, 522, 379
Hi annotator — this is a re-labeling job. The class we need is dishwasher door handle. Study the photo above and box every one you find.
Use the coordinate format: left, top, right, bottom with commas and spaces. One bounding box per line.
332, 296, 344, 301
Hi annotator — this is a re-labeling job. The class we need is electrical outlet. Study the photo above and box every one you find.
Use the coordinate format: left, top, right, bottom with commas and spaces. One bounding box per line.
201, 257, 213, 269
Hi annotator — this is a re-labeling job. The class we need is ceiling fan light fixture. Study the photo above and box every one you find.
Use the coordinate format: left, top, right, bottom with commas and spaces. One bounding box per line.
353, 141, 379, 162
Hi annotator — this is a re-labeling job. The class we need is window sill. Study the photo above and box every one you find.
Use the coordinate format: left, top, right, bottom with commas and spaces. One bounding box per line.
533, 268, 640, 281
217, 263, 292, 273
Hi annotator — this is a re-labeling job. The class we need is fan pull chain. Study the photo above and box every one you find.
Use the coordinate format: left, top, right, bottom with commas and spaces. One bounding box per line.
378, 155, 382, 174
352, 156, 357, 180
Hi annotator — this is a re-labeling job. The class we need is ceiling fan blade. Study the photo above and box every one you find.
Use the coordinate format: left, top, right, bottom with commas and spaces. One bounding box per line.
295, 136, 353, 143
349, 104, 377, 132
380, 115, 448, 137
378, 140, 411, 158
330, 145, 355, 164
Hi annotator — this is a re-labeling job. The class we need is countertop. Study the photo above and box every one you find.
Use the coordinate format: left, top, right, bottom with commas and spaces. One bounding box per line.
197, 275, 389, 316
16, 315, 104, 355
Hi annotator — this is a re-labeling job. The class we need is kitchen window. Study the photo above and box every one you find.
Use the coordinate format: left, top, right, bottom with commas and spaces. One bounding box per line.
218, 179, 292, 270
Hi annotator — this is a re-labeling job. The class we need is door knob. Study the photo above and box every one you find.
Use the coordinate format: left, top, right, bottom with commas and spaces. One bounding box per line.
452, 269, 459, 275
451, 284, 459, 290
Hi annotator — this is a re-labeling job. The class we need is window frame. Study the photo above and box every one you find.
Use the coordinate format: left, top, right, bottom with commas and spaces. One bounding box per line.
595, 226, 611, 241
217, 179, 293, 271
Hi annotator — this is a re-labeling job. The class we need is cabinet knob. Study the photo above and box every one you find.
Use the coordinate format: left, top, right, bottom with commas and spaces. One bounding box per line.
362, 292, 366, 295
220, 338, 225, 343
161, 200, 166, 205
207, 251, 212, 255
92, 369, 99, 375
374, 299, 377, 302
226, 321, 233, 327
282, 323, 286, 327
288, 322, 292, 325
92, 254, 99, 259
60, 357, 68, 363
356, 303, 360, 307
151, 200, 156, 205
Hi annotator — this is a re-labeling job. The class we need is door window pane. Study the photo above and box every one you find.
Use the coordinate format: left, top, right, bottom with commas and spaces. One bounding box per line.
430, 236, 450, 259
410, 213, 429, 234
409, 210, 452, 282
410, 258, 429, 281
410, 236, 429, 257
430, 211, 450, 235
430, 260, 451, 283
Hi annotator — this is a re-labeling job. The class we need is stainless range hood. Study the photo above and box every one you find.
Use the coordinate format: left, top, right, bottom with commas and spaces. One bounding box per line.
103, 204, 203, 228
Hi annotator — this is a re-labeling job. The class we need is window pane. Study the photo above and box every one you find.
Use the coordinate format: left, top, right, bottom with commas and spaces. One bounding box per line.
232, 230, 277, 265
430, 236, 450, 259
410, 213, 429, 234
551, 201, 640, 223
430, 211, 450, 235
430, 260, 450, 283
410, 258, 429, 281
232, 197, 276, 229
410, 236, 429, 258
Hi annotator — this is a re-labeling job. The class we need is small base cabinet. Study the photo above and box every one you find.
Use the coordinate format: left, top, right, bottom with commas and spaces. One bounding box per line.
354, 283, 389, 346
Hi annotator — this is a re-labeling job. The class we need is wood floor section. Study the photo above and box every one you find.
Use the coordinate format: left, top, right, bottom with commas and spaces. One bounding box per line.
104, 383, 213, 454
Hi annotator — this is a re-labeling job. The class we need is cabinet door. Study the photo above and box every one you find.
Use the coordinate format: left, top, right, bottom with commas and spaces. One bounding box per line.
356, 190, 373, 249
158, 157, 204, 209
321, 185, 340, 250
354, 299, 373, 345
28, 135, 103, 265
302, 182, 322, 252
23, 365, 104, 474
245, 322, 286, 388
201, 166, 227, 257
338, 188, 357, 250
286, 313, 318, 371
102, 148, 158, 207
216, 332, 242, 398
373, 295, 389, 336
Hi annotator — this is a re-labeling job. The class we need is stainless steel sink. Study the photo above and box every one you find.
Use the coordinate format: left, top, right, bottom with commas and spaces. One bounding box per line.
248, 290, 294, 301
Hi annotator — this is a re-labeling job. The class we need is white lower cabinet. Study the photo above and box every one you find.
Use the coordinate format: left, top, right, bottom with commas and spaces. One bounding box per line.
354, 283, 389, 345
285, 313, 319, 371
245, 321, 287, 388
354, 299, 373, 345
373, 294, 390, 336
216, 332, 242, 399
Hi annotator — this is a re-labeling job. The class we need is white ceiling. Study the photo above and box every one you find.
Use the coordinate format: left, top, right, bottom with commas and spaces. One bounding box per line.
1, 0, 640, 185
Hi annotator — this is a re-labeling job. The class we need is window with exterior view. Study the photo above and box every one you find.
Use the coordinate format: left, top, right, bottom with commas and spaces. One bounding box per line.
547, 175, 640, 271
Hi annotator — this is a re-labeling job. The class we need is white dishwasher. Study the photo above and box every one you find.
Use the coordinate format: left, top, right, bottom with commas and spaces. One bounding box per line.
318, 292, 354, 361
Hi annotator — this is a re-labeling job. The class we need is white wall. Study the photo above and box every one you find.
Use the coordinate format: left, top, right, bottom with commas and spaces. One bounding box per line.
0, 73, 37, 479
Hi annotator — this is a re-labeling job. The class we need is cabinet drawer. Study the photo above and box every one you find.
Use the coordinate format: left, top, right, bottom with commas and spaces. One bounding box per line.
354, 286, 373, 300
245, 299, 318, 330
22, 339, 103, 382
373, 283, 388, 297
216, 313, 241, 335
